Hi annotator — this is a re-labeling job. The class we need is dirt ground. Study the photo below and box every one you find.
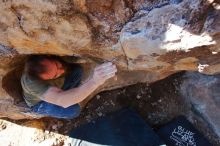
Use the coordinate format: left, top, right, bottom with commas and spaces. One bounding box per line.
4, 71, 220, 146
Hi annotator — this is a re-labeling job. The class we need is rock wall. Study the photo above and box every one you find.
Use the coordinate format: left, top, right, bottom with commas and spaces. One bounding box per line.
0, 0, 219, 119
181, 72, 220, 138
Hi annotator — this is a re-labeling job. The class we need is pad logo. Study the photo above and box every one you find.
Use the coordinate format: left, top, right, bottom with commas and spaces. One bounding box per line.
170, 126, 196, 146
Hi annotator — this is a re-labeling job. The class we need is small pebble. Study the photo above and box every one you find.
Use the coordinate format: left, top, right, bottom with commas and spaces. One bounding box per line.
64, 130, 69, 134
96, 95, 101, 100
110, 100, 115, 106
0, 124, 6, 130
86, 115, 91, 121
97, 112, 103, 117
57, 121, 63, 128
151, 102, 157, 106
52, 125, 57, 130
136, 95, 141, 99
104, 101, 109, 106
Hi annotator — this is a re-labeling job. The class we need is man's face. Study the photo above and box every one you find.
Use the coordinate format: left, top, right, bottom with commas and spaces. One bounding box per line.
39, 59, 65, 80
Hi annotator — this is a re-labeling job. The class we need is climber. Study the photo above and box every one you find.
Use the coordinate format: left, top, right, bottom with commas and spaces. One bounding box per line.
21, 55, 117, 119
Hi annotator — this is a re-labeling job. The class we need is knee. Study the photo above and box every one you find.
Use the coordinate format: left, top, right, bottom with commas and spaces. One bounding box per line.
62, 104, 81, 119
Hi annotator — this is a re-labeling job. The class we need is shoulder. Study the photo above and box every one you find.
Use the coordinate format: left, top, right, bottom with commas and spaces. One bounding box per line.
21, 72, 38, 87
21, 72, 30, 88
21, 72, 50, 95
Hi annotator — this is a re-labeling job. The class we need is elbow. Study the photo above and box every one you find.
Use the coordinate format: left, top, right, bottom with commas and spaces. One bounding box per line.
55, 97, 72, 108
59, 99, 81, 108
44, 88, 81, 108
54, 100, 71, 108
61, 104, 71, 108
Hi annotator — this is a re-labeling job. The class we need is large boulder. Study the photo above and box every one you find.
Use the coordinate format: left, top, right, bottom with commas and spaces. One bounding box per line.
180, 72, 220, 138
0, 0, 219, 119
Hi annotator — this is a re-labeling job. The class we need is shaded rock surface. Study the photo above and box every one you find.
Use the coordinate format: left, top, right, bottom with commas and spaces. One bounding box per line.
181, 72, 220, 138
0, 0, 219, 122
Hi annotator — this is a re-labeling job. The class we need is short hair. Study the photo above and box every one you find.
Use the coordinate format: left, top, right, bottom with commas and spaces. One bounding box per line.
25, 55, 67, 79
25, 55, 49, 79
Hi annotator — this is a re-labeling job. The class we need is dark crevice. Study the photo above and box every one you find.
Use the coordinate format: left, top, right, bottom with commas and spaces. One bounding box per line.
119, 39, 129, 70
2, 63, 25, 104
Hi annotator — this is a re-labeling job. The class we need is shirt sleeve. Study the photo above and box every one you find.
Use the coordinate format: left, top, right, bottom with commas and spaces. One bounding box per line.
21, 74, 50, 100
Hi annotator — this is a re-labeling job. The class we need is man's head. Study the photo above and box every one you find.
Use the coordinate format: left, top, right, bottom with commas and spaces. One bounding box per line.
25, 56, 65, 80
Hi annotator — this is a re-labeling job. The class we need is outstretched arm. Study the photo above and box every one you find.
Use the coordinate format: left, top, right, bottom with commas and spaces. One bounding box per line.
42, 62, 117, 108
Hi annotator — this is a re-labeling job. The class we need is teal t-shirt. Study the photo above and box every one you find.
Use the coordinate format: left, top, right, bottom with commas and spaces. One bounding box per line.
21, 73, 65, 107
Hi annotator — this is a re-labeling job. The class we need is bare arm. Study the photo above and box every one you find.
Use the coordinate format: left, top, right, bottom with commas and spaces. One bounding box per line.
42, 62, 117, 108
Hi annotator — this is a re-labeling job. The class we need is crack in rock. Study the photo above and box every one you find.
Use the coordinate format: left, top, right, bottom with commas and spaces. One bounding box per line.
10, 7, 29, 36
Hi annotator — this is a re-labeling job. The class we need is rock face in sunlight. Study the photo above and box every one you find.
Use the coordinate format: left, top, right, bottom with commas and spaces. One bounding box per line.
0, 0, 219, 119
120, 0, 218, 70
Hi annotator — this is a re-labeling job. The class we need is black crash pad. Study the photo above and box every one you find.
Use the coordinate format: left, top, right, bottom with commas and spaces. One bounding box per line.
69, 109, 165, 146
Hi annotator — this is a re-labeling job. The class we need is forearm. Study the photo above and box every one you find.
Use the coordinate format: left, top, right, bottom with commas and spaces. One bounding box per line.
55, 78, 99, 108
43, 62, 117, 108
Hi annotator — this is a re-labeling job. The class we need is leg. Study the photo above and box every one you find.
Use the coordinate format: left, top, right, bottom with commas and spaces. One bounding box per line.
32, 101, 81, 119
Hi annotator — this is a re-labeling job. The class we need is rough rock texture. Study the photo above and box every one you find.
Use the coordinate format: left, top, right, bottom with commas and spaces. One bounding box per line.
180, 72, 220, 138
0, 0, 219, 120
